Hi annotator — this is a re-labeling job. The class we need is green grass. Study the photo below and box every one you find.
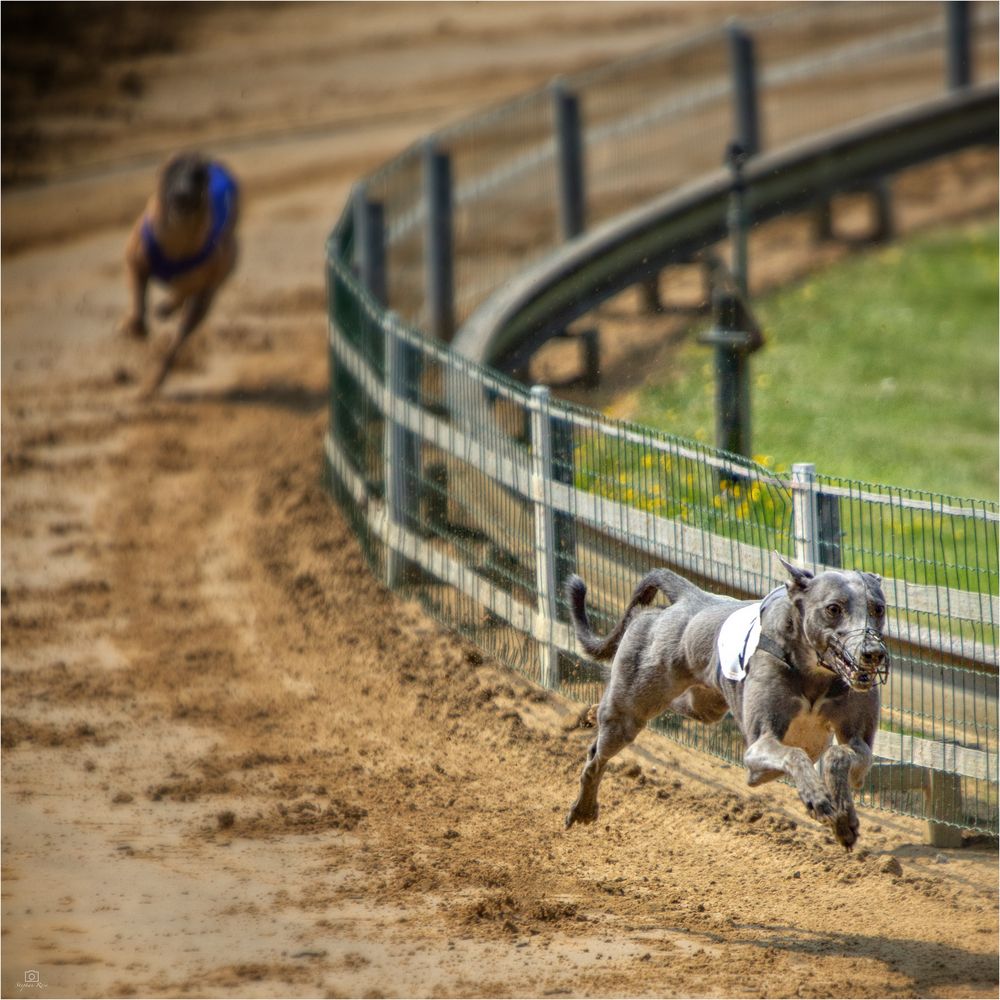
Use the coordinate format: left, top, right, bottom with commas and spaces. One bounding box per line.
632, 222, 999, 500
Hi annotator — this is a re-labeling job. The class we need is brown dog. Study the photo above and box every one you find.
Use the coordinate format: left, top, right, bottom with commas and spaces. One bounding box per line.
119, 152, 239, 397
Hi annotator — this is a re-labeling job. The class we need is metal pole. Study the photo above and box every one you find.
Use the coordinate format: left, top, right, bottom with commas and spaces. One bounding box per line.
384, 313, 421, 587
728, 22, 760, 158
946, 0, 972, 90
424, 139, 455, 341
529, 385, 559, 690
726, 141, 750, 297
711, 292, 752, 458
352, 184, 387, 306
552, 78, 586, 241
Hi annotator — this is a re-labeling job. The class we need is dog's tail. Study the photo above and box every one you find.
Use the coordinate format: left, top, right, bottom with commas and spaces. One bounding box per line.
566, 569, 697, 661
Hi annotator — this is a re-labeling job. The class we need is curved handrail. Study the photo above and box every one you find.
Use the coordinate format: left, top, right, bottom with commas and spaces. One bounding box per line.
453, 82, 998, 371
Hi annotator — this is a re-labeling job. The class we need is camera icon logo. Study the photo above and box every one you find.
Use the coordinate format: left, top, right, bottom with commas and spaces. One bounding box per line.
24, 973, 39, 985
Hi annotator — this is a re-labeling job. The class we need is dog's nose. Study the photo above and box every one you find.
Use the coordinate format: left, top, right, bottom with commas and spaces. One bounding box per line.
860, 648, 886, 668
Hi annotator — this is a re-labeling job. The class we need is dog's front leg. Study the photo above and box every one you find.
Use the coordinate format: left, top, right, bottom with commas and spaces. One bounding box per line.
744, 732, 834, 823
120, 261, 150, 339
820, 735, 873, 851
139, 290, 214, 398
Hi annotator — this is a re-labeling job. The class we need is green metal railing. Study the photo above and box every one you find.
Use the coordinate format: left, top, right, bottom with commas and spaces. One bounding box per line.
324, 4, 998, 838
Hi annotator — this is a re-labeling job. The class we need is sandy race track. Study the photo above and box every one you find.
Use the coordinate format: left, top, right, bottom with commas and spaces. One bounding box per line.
2, 4, 998, 998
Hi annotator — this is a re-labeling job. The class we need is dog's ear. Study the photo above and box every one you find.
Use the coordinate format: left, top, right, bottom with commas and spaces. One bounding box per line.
776, 552, 813, 591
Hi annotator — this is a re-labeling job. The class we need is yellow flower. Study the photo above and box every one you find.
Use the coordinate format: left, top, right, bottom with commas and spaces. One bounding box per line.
750, 484, 762, 503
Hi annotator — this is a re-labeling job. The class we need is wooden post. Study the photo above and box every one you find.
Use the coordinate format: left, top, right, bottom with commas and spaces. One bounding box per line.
926, 769, 965, 847
637, 275, 663, 314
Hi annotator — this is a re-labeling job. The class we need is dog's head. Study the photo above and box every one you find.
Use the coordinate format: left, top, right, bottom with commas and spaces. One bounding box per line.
160, 152, 210, 223
777, 555, 889, 691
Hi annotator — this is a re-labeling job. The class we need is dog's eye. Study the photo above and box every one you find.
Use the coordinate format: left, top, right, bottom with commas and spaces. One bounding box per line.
826, 603, 842, 618
870, 603, 886, 619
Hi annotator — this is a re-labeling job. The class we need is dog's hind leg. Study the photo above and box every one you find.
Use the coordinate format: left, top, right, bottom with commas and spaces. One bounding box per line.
565, 711, 640, 829
669, 686, 728, 723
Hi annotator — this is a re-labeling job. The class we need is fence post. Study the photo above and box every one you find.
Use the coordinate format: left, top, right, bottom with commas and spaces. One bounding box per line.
424, 139, 455, 341
530, 385, 560, 690
791, 462, 842, 568
353, 184, 387, 307
946, 0, 972, 90
728, 22, 760, 157
706, 292, 752, 459
792, 462, 841, 566
384, 313, 422, 588
792, 463, 820, 568
553, 78, 586, 241
726, 142, 750, 297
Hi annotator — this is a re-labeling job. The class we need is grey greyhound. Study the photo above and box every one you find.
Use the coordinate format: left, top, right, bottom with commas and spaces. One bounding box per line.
565, 556, 889, 850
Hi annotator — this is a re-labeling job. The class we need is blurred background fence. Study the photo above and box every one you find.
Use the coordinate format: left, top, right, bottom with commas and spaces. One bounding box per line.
326, 1, 999, 841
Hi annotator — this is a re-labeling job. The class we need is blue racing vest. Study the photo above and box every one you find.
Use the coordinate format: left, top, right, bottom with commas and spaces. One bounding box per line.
141, 162, 238, 283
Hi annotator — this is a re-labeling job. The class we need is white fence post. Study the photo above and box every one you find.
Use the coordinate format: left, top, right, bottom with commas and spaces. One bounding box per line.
530, 385, 559, 689
792, 462, 819, 568
384, 313, 414, 588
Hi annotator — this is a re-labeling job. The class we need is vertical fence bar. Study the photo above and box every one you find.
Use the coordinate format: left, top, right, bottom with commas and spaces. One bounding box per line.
424, 140, 455, 341
704, 291, 753, 460
530, 385, 559, 689
726, 143, 749, 297
728, 22, 760, 157
946, 0, 972, 90
384, 313, 421, 588
553, 78, 586, 241
792, 464, 843, 568
792, 462, 820, 568
353, 184, 387, 307
551, 405, 577, 629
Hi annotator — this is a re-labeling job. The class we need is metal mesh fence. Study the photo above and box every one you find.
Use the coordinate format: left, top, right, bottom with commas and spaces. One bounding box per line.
325, 5, 999, 836
325, 226, 998, 834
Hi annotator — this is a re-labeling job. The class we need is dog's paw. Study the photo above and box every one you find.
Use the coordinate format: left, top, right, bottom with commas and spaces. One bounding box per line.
565, 802, 598, 829
802, 788, 834, 821
831, 805, 860, 851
